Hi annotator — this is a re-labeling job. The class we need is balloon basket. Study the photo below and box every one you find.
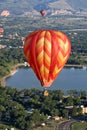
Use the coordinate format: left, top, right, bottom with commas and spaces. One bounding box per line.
44, 90, 49, 97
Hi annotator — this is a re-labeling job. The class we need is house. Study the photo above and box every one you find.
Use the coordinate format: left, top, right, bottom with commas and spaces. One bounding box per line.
81, 101, 87, 114
26, 108, 34, 114
81, 105, 87, 114
53, 116, 62, 121
10, 128, 14, 130
0, 44, 6, 49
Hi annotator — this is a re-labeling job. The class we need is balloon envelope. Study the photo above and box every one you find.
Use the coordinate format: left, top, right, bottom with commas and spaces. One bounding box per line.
40, 10, 47, 16
0, 28, 4, 35
23, 30, 71, 87
1, 10, 10, 17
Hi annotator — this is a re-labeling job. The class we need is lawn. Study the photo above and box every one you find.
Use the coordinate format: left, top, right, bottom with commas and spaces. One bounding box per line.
71, 121, 87, 130
32, 120, 60, 130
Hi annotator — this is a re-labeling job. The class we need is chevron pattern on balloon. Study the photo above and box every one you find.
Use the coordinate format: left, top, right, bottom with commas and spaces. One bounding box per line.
23, 30, 71, 87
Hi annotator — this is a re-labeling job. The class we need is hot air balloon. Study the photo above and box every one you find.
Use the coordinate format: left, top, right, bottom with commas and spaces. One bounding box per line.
23, 30, 71, 94
0, 28, 4, 35
40, 10, 47, 16
1, 10, 10, 17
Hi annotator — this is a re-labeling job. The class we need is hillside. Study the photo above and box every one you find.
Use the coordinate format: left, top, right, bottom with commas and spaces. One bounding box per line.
66, 0, 87, 11
48, 0, 73, 10
0, 0, 87, 16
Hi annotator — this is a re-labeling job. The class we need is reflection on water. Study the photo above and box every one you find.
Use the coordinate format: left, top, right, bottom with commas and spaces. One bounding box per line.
83, 66, 87, 70
70, 67, 74, 70
6, 67, 87, 92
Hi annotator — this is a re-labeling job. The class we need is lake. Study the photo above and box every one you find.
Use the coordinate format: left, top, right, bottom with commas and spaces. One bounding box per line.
6, 67, 87, 92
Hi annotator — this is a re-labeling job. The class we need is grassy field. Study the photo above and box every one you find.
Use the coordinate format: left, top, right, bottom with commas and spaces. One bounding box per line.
33, 120, 87, 130
71, 121, 87, 130
33, 126, 54, 130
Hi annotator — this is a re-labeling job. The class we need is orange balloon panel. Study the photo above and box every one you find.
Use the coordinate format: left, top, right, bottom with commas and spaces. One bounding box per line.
23, 30, 71, 87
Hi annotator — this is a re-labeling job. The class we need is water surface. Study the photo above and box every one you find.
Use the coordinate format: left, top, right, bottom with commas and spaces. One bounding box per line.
6, 67, 87, 91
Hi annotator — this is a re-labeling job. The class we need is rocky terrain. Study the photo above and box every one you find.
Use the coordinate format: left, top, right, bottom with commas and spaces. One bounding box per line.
0, 0, 87, 16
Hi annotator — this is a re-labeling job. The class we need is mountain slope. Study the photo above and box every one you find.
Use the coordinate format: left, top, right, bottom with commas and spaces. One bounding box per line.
0, 0, 87, 16
66, 0, 87, 10
48, 0, 73, 10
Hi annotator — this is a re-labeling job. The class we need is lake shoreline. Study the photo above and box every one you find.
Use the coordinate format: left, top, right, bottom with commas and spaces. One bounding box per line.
0, 63, 87, 87
0, 63, 24, 87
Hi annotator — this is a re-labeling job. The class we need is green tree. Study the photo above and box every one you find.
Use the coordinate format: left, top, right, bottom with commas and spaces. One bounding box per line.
0, 105, 5, 120
80, 90, 87, 98
71, 106, 78, 117
65, 96, 74, 106
30, 109, 41, 123
62, 109, 69, 118
73, 97, 81, 105
52, 90, 64, 101
51, 108, 59, 116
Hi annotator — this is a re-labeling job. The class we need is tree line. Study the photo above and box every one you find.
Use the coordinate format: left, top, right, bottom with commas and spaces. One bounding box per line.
0, 87, 86, 130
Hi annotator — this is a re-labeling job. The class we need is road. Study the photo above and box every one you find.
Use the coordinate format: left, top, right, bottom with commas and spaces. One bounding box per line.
57, 120, 77, 130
